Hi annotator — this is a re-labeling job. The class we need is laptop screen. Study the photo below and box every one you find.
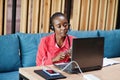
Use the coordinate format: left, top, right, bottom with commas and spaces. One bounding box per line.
71, 37, 104, 72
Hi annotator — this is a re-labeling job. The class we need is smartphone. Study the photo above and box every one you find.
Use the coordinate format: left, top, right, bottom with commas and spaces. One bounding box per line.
43, 69, 60, 76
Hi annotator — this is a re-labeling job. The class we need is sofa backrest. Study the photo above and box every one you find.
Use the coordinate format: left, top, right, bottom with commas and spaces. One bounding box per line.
98, 29, 120, 58
17, 33, 51, 67
68, 30, 98, 38
0, 34, 21, 72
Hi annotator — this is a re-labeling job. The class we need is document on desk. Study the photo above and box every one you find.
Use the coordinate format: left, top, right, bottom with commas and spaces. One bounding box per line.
103, 58, 120, 67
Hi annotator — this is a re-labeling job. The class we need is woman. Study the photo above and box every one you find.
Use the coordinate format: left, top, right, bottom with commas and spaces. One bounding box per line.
36, 12, 75, 66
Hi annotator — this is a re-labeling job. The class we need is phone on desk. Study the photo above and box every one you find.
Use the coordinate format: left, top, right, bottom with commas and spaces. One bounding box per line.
43, 69, 60, 76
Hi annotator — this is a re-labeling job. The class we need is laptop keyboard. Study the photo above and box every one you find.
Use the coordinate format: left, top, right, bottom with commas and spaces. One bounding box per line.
54, 63, 68, 70
54, 63, 80, 74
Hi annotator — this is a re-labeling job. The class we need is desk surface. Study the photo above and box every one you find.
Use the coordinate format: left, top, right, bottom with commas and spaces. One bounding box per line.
19, 58, 120, 80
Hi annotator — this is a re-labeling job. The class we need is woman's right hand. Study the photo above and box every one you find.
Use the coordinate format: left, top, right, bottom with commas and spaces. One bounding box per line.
52, 52, 66, 62
52, 50, 71, 63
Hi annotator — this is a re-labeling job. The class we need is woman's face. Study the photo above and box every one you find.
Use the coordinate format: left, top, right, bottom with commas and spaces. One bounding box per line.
53, 16, 69, 37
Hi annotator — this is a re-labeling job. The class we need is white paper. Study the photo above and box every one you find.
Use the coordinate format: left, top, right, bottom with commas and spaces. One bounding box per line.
103, 57, 120, 67
83, 74, 100, 80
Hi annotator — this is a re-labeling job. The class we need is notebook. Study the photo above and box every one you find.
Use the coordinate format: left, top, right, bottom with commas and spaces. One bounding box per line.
54, 37, 104, 74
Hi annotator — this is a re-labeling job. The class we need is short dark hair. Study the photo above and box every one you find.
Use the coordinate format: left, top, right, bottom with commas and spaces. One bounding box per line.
50, 12, 66, 25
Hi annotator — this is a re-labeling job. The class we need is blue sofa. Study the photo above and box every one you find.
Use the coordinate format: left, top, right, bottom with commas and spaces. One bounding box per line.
0, 29, 120, 80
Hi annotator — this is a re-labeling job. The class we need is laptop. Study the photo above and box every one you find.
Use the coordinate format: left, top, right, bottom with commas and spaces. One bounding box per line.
54, 37, 104, 74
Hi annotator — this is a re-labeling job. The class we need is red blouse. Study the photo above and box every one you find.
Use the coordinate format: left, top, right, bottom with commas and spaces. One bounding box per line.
36, 33, 74, 66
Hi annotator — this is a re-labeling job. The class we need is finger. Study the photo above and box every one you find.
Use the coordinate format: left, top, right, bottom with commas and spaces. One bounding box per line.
61, 54, 66, 58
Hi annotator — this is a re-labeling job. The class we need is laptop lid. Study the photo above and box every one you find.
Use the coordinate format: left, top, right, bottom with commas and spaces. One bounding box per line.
71, 37, 104, 72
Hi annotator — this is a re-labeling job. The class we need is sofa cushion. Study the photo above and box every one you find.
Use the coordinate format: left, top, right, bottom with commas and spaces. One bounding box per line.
17, 33, 50, 67
99, 29, 120, 58
68, 30, 98, 38
0, 71, 19, 80
0, 34, 21, 72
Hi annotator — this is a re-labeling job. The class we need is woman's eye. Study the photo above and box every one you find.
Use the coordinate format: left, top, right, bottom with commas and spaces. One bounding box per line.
63, 23, 68, 27
63, 24, 67, 27
56, 25, 61, 28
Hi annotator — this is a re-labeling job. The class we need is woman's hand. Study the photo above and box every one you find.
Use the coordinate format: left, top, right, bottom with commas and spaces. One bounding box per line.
52, 49, 72, 63
52, 52, 65, 62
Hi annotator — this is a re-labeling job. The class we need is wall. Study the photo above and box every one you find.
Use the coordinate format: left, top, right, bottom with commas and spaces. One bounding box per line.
0, 0, 119, 35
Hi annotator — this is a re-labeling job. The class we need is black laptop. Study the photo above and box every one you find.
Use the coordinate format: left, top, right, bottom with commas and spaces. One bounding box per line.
54, 37, 104, 74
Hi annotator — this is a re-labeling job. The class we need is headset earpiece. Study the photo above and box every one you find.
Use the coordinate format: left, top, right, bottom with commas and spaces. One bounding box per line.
68, 23, 70, 27
68, 23, 71, 30
50, 24, 54, 31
